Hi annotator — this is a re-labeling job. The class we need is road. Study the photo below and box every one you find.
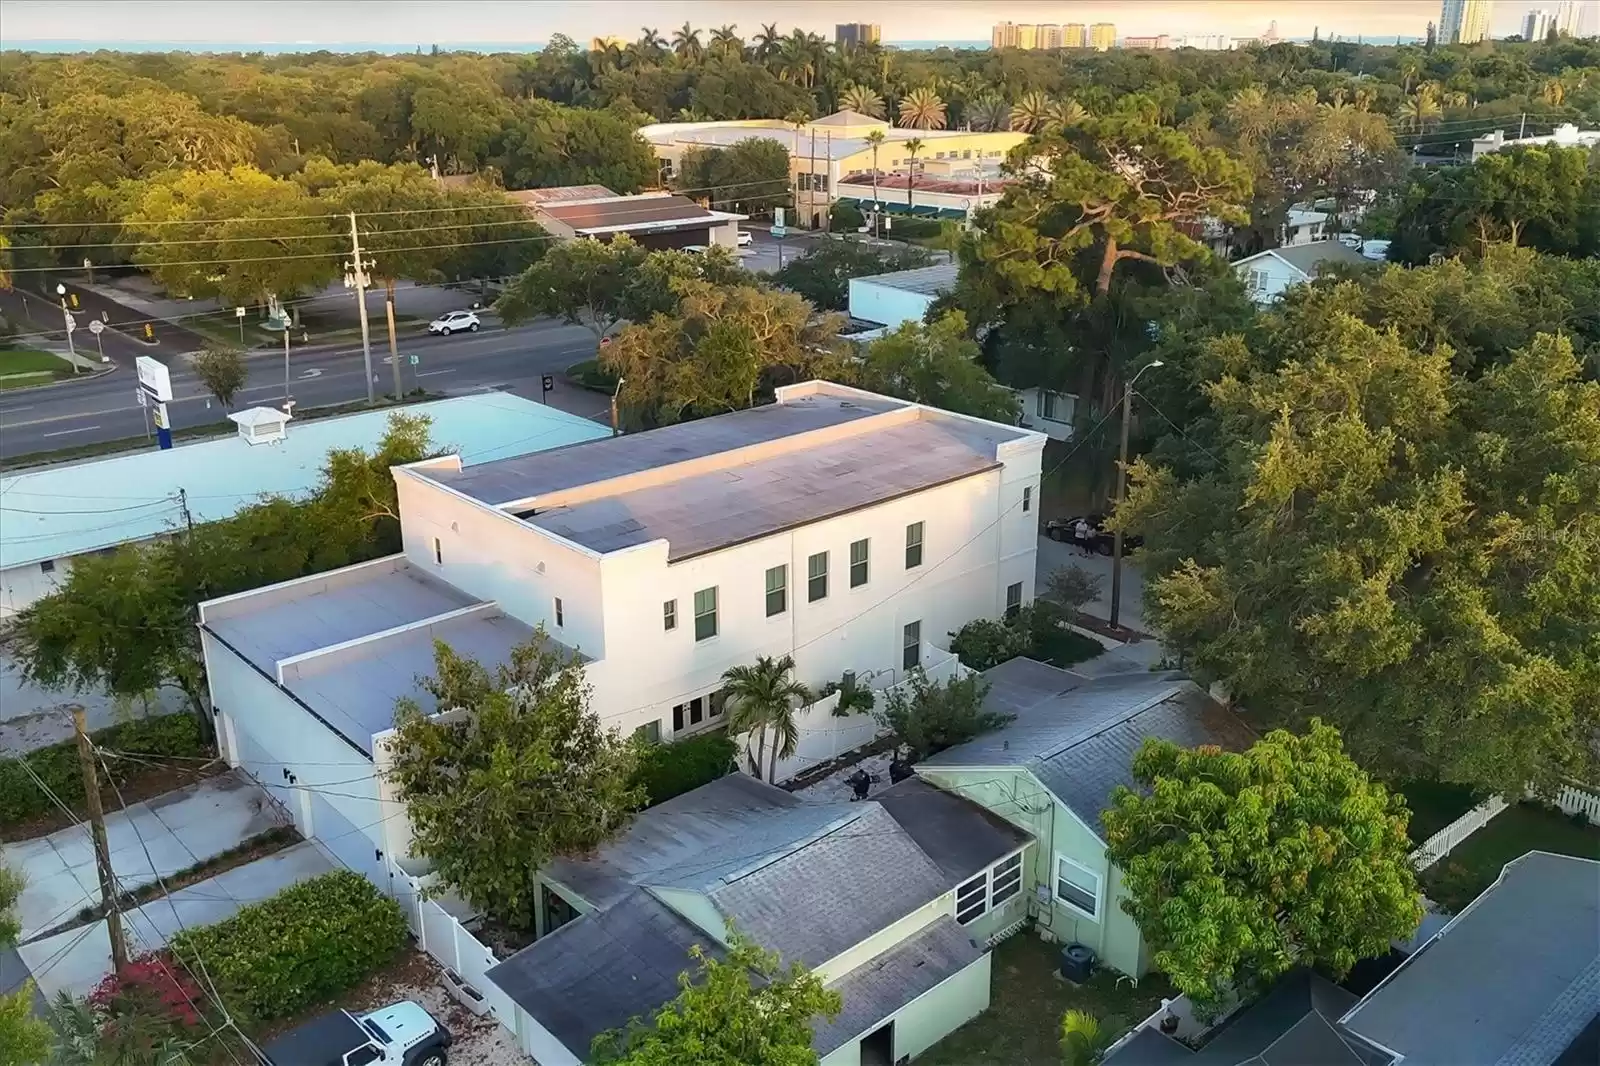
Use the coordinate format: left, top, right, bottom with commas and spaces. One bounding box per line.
0, 309, 601, 460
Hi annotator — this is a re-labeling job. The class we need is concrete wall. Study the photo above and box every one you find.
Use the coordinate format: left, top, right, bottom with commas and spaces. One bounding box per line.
915, 768, 1147, 977
1, 557, 69, 618
846, 279, 939, 330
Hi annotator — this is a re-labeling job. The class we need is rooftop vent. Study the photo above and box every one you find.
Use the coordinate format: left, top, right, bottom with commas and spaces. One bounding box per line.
227, 406, 292, 446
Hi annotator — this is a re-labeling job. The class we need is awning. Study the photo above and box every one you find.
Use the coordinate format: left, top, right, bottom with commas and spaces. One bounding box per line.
937, 207, 966, 219
911, 205, 941, 218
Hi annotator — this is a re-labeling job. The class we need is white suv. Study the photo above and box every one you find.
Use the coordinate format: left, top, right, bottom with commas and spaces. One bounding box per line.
736, 231, 754, 247
428, 310, 480, 336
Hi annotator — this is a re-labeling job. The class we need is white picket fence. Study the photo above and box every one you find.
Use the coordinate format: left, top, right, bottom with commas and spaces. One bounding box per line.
743, 644, 971, 786
1409, 795, 1510, 871
1555, 782, 1600, 824
389, 861, 519, 1028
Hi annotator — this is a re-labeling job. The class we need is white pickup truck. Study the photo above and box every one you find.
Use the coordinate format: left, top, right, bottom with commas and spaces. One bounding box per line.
255, 1000, 451, 1066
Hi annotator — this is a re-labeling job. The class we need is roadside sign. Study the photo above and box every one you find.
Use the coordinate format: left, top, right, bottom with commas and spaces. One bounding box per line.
600, 336, 611, 348
152, 402, 169, 430
772, 206, 786, 240
541, 374, 554, 395
64, 313, 77, 333
135, 387, 147, 408
409, 355, 419, 365
88, 319, 104, 335
235, 306, 247, 318
135, 355, 173, 402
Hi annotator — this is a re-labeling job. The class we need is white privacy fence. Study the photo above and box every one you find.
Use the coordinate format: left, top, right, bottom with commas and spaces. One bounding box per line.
389, 861, 519, 1029
750, 644, 972, 786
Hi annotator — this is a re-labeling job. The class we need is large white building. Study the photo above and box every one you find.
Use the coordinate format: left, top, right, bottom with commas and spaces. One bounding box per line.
197, 381, 1045, 876
1441, 0, 1494, 43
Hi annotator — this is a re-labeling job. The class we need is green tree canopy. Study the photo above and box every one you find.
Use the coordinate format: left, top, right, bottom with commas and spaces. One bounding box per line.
1, 864, 51, 1065
493, 98, 660, 193
593, 936, 841, 1066
770, 238, 931, 311
848, 311, 1019, 423
189, 343, 248, 410
495, 234, 652, 341
675, 137, 791, 213
1105, 723, 1422, 1008
1121, 294, 1600, 794
387, 636, 643, 929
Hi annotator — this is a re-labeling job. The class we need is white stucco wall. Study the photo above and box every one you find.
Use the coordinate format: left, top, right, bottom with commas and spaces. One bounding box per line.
1016, 388, 1076, 441
1234, 253, 1308, 305
1, 557, 70, 618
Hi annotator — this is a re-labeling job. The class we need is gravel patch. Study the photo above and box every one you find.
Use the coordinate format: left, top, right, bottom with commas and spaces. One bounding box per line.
340, 950, 530, 1066
792, 750, 897, 803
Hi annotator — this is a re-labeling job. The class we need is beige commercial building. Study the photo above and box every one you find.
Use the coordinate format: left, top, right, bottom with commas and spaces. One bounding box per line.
1090, 23, 1117, 50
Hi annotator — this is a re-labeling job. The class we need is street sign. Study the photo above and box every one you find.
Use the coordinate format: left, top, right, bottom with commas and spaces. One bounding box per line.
135, 387, 147, 408
236, 306, 247, 318
64, 313, 77, 333
409, 355, 419, 365
772, 206, 786, 240
88, 319, 104, 336
135, 355, 173, 402
541, 374, 554, 394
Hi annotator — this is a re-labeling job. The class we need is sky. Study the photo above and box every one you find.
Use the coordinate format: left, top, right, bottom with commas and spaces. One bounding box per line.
6, 0, 1574, 47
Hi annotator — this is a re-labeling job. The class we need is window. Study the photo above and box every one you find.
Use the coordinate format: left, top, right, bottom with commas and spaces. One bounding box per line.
39, 560, 55, 574
694, 587, 718, 641
797, 173, 811, 191
689, 697, 704, 726
849, 539, 870, 588
935, 151, 947, 159
991, 852, 1022, 906
1022, 486, 1032, 513
955, 873, 987, 925
814, 172, 828, 193
1246, 267, 1269, 294
1055, 855, 1101, 919
634, 720, 661, 744
955, 852, 1025, 926
808, 551, 829, 602
905, 522, 924, 569
431, 537, 443, 565
963, 149, 973, 159
1037, 390, 1059, 420
765, 565, 787, 617
902, 621, 921, 670
672, 703, 685, 732
663, 599, 677, 631
1006, 582, 1023, 619
553, 597, 564, 627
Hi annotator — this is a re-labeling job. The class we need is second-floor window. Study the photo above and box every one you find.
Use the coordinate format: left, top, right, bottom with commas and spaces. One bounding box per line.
431, 537, 443, 565
554, 597, 564, 628
1022, 486, 1032, 513
766, 564, 787, 617
694, 587, 718, 641
903, 620, 921, 670
808, 551, 829, 602
664, 599, 677, 631
905, 522, 924, 569
850, 539, 869, 588
1006, 582, 1023, 619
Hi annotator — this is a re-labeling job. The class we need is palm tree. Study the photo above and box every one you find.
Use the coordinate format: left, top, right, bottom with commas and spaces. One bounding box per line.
1045, 98, 1089, 130
671, 22, 703, 63
904, 136, 925, 212
779, 34, 817, 88
864, 128, 887, 234
898, 87, 947, 130
722, 655, 810, 783
1060, 1010, 1112, 1066
967, 95, 1009, 132
1226, 85, 1274, 144
709, 25, 743, 60
838, 84, 887, 119
636, 27, 666, 61
1401, 86, 1443, 131
1010, 90, 1052, 132
1398, 52, 1423, 94
754, 22, 782, 60
1542, 77, 1566, 106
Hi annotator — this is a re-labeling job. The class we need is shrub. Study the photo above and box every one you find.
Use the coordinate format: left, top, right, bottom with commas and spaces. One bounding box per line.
631, 731, 736, 806
949, 618, 1029, 671
1043, 565, 1103, 611
875, 670, 1011, 761
169, 870, 408, 1022
87, 948, 213, 1051
0, 712, 207, 827
567, 358, 619, 392
829, 200, 865, 232
1019, 601, 1103, 668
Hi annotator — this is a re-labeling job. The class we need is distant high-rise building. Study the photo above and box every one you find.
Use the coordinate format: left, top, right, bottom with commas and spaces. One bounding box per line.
1063, 22, 1088, 47
992, 21, 1019, 48
1523, 8, 1553, 38
835, 23, 881, 47
1440, 0, 1494, 44
1552, 0, 1581, 35
1122, 34, 1173, 50
1017, 23, 1039, 49
1090, 23, 1117, 51
1037, 24, 1065, 49
990, 21, 1075, 50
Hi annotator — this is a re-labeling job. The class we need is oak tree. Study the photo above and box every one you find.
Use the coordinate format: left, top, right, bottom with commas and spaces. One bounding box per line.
190, 343, 247, 410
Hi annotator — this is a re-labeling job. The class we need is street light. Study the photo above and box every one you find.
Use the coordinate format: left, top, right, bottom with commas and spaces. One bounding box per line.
56, 283, 79, 375
1109, 359, 1164, 631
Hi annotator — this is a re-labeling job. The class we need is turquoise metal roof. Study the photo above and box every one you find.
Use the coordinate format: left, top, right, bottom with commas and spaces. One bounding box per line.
0, 394, 609, 569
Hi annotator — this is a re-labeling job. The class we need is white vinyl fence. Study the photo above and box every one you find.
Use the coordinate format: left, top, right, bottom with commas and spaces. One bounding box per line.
744, 644, 971, 786
1555, 783, 1600, 824
389, 861, 519, 1029
1409, 795, 1509, 871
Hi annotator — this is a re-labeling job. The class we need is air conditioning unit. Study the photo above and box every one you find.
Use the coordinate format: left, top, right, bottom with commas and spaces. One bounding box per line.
1059, 943, 1096, 984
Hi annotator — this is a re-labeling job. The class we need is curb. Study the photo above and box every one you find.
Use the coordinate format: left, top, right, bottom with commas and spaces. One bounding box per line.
0, 361, 118, 394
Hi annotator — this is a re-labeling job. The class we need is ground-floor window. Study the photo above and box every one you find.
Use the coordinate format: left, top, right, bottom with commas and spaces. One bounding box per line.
955, 850, 1026, 926
1055, 854, 1102, 920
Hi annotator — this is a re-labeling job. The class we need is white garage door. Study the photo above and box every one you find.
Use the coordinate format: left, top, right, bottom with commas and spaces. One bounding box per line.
310, 790, 387, 890
228, 714, 295, 822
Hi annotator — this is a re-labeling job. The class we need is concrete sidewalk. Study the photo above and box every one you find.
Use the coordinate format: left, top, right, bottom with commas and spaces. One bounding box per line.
1, 770, 290, 942
16, 840, 334, 1001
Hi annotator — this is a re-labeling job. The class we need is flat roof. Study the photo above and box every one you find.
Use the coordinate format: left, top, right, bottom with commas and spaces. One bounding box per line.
539, 194, 721, 232
854, 263, 960, 295
0, 393, 609, 570
202, 557, 567, 755
507, 184, 618, 205
526, 415, 1013, 560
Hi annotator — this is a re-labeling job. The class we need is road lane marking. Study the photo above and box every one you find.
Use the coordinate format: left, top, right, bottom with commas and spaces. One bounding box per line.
42, 426, 101, 437
417, 369, 455, 377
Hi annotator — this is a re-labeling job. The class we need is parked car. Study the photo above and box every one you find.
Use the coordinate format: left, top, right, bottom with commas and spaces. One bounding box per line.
736, 230, 754, 247
1044, 513, 1143, 555
256, 1000, 451, 1066
427, 310, 480, 335
680, 244, 709, 254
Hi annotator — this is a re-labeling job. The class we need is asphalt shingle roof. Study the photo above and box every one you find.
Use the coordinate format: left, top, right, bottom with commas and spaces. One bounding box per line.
1341, 851, 1600, 1066
874, 776, 1031, 883
1270, 240, 1370, 276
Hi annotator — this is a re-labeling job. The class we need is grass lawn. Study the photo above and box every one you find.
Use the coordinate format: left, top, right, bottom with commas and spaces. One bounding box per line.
1420, 802, 1600, 913
183, 312, 267, 350
1033, 624, 1106, 668
919, 935, 1175, 1066
0, 347, 74, 388
567, 357, 618, 392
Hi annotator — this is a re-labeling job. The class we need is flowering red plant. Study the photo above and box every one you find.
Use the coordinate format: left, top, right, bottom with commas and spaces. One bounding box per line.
88, 949, 207, 1029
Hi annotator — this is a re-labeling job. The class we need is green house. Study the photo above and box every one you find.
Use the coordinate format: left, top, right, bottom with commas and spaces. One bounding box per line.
916, 658, 1256, 977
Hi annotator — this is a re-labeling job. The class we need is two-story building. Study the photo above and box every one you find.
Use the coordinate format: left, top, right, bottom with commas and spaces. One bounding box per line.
196, 381, 1045, 883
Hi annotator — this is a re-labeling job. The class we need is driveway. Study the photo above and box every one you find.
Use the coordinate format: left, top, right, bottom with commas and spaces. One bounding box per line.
1036, 532, 1149, 633
15, 840, 334, 1001
1, 770, 290, 942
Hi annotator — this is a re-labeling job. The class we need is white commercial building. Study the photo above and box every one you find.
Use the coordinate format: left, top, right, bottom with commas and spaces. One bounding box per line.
197, 381, 1045, 874
1471, 123, 1600, 160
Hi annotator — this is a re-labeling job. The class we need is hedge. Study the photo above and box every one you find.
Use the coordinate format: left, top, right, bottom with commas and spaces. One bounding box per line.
632, 731, 737, 807
0, 712, 207, 827
169, 869, 409, 1022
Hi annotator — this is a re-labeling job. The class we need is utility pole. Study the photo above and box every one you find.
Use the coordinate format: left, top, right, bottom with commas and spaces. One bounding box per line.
177, 487, 193, 534
345, 212, 376, 404
385, 287, 403, 401
73, 708, 128, 973
1109, 360, 1162, 631
56, 283, 80, 375
610, 377, 625, 437
283, 327, 292, 407
1518, 111, 1527, 140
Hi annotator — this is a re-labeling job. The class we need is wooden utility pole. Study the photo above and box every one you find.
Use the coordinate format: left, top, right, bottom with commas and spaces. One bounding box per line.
73, 707, 128, 972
